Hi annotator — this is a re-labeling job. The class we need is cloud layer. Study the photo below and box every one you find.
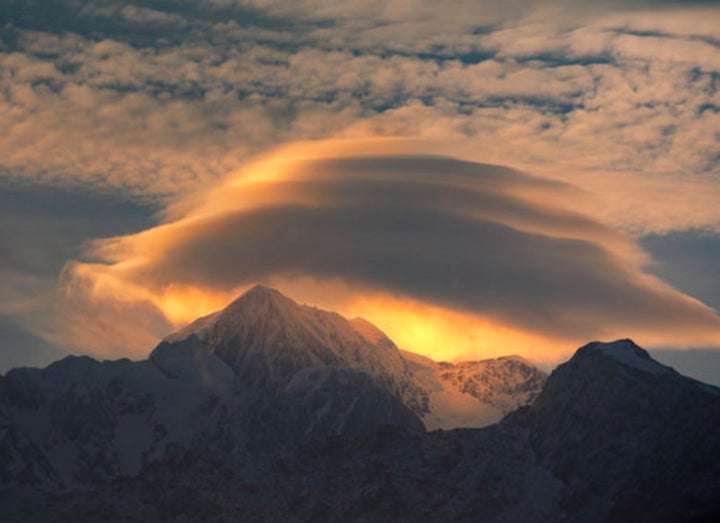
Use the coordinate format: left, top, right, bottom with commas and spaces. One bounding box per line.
1, 0, 719, 234
63, 142, 720, 360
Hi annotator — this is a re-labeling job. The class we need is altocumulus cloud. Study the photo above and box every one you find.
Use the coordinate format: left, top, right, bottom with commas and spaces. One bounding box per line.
1, 0, 719, 233
61, 141, 720, 361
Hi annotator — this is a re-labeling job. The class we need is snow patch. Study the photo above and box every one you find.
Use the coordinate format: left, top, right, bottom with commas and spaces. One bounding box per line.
582, 339, 675, 377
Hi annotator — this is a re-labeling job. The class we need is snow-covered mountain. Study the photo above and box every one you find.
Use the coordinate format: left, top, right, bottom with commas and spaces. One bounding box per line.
2, 284, 542, 493
157, 285, 428, 415
1, 286, 433, 494
1, 288, 718, 522
504, 338, 720, 522
0, 354, 233, 491
347, 308, 546, 429
13, 338, 716, 523
402, 350, 546, 429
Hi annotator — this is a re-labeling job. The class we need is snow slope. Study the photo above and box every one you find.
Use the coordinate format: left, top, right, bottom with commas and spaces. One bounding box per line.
400, 350, 546, 430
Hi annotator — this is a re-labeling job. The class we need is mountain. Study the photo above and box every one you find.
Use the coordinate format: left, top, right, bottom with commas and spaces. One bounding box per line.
1, 288, 718, 522
402, 350, 547, 429
0, 286, 430, 498
505, 339, 720, 522
348, 313, 546, 429
154, 285, 544, 434
22, 338, 719, 523
157, 285, 428, 416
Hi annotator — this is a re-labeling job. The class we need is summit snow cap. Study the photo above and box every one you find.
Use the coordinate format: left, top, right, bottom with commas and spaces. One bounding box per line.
575, 339, 675, 377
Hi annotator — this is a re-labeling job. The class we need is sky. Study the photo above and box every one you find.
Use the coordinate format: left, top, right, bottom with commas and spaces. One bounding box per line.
1, 0, 720, 384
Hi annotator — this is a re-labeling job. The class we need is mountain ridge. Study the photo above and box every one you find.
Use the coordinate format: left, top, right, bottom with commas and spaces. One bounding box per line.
1, 287, 718, 522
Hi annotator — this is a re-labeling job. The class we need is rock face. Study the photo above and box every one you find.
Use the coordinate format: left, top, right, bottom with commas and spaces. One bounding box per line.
1, 291, 719, 522
399, 350, 546, 430
506, 339, 720, 523
437, 356, 546, 413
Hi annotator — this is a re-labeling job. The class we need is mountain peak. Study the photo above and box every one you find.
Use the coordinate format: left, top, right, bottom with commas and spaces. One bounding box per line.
239, 283, 285, 300
162, 286, 297, 345
226, 283, 295, 310
574, 338, 673, 377
157, 285, 424, 404
578, 338, 646, 356
213, 284, 315, 336
494, 354, 535, 366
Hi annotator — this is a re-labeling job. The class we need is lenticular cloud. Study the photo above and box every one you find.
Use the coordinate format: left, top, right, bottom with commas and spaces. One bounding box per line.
64, 140, 720, 354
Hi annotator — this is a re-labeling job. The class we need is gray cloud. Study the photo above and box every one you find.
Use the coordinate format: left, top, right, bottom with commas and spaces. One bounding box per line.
641, 230, 720, 312
0, 184, 165, 365
0, 315, 65, 373
650, 348, 720, 387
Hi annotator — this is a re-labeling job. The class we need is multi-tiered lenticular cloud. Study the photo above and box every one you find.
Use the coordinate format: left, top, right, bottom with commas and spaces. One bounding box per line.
62, 140, 720, 361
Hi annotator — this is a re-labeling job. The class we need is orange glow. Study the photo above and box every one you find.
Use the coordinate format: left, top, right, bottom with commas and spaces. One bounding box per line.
67, 265, 566, 362
103, 275, 720, 363
161, 287, 567, 362
338, 291, 565, 362
66, 262, 237, 326
112, 274, 567, 363
152, 285, 240, 324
